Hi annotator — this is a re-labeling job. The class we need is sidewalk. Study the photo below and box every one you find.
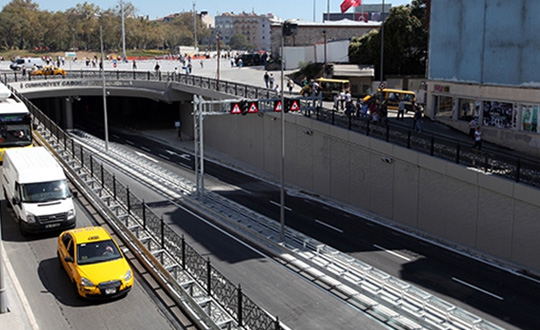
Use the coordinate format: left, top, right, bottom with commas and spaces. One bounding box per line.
0, 242, 38, 330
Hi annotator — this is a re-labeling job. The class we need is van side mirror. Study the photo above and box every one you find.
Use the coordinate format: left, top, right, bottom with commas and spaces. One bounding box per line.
11, 196, 19, 206
72, 191, 78, 198
64, 256, 74, 263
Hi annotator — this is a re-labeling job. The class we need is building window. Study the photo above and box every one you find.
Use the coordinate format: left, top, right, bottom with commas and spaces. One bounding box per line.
434, 96, 453, 119
482, 101, 514, 129
458, 99, 480, 122
521, 105, 540, 132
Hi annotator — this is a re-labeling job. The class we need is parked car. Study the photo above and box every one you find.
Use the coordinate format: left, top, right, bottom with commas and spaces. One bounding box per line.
31, 65, 66, 76
57, 226, 134, 299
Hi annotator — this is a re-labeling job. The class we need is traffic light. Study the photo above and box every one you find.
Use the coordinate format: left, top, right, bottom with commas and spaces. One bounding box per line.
241, 101, 249, 115
284, 98, 291, 113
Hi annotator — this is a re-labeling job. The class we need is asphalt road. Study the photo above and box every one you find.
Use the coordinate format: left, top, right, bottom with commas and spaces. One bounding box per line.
0, 169, 184, 330
91, 124, 540, 330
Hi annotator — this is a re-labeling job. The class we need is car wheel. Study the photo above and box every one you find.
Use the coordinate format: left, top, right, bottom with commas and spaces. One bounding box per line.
73, 281, 83, 299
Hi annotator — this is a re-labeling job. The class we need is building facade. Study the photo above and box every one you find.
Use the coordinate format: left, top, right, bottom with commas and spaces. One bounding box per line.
215, 12, 279, 51
426, 0, 540, 157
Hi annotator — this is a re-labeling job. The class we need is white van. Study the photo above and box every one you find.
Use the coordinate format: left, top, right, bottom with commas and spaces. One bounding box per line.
10, 57, 44, 71
2, 147, 76, 235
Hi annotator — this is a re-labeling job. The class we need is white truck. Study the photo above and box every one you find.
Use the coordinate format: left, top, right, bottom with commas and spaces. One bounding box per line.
2, 147, 76, 235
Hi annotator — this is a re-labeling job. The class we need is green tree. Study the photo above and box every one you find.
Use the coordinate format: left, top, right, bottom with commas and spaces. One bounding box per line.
229, 33, 254, 50
349, 0, 428, 77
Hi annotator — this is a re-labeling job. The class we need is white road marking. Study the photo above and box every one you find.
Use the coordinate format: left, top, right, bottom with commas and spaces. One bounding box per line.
165, 149, 178, 156
179, 154, 191, 160
135, 151, 159, 163
373, 244, 411, 261
269, 200, 291, 211
141, 146, 151, 152
315, 219, 344, 233
126, 140, 135, 145
158, 154, 170, 160
112, 134, 120, 139
452, 277, 504, 300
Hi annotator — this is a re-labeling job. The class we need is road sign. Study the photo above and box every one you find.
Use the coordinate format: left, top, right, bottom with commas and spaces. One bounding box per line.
274, 100, 282, 112
289, 99, 300, 112
230, 102, 242, 114
378, 82, 386, 90
247, 101, 259, 114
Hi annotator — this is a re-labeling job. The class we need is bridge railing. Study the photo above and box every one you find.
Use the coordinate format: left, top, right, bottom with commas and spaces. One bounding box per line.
3, 69, 540, 189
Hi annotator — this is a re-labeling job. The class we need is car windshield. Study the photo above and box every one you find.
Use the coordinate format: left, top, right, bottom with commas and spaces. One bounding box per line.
20, 179, 70, 203
77, 239, 122, 265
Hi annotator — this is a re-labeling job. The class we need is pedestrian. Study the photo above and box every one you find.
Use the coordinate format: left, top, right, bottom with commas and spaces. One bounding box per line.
287, 79, 294, 94
413, 104, 423, 132
264, 72, 270, 88
339, 89, 346, 110
174, 67, 179, 79
468, 118, 478, 139
333, 94, 339, 111
274, 84, 280, 94
269, 74, 275, 89
132, 60, 137, 69
200, 60, 204, 68
380, 101, 389, 125
472, 126, 482, 149
312, 80, 320, 96
230, 58, 234, 67
154, 62, 160, 73
345, 100, 354, 116
21, 65, 26, 78
187, 62, 192, 74
397, 99, 406, 120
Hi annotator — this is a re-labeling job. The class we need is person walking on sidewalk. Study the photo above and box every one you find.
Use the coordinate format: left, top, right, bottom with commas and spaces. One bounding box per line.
472, 126, 482, 149
264, 72, 270, 88
468, 118, 478, 139
413, 104, 423, 132
397, 99, 406, 120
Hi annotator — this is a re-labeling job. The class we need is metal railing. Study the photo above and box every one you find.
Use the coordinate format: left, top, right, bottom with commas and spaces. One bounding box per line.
10, 85, 281, 330
3, 69, 539, 190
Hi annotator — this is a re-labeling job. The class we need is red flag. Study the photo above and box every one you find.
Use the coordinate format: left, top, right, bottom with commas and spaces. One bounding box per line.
340, 0, 361, 13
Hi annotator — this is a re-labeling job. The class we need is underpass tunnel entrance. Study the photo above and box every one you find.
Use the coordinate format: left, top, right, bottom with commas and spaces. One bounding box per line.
31, 95, 183, 136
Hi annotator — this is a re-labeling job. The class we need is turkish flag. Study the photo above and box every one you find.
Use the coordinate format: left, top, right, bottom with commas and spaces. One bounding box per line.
341, 0, 362, 13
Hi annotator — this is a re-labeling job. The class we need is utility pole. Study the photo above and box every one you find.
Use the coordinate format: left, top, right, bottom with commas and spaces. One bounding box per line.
216, 33, 221, 89
193, 1, 198, 50
121, 0, 126, 62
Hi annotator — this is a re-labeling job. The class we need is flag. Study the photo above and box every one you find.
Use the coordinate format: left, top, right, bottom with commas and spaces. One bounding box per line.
340, 0, 361, 13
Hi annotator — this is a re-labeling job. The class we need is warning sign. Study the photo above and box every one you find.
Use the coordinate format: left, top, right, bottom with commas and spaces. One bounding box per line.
230, 102, 242, 114
274, 100, 282, 112
289, 99, 300, 112
248, 101, 259, 114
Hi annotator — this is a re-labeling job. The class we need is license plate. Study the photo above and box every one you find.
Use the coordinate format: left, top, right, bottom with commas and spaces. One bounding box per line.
105, 288, 116, 295
45, 223, 60, 229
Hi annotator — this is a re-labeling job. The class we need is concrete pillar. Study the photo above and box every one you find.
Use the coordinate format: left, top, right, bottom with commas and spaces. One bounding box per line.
179, 100, 194, 139
63, 97, 74, 129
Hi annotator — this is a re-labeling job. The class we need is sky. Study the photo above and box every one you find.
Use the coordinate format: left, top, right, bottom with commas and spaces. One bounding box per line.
0, 0, 413, 22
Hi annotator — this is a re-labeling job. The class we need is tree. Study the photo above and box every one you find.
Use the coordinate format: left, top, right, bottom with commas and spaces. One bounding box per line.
349, 0, 428, 77
229, 33, 254, 50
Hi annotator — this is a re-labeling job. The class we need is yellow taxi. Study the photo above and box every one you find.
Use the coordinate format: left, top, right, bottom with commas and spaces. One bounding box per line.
31, 65, 66, 76
57, 226, 134, 299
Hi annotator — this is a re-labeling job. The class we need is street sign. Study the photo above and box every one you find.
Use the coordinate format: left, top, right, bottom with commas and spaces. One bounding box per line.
65, 52, 76, 57
274, 100, 282, 112
230, 102, 242, 114
289, 99, 300, 111
247, 101, 259, 114
378, 82, 386, 90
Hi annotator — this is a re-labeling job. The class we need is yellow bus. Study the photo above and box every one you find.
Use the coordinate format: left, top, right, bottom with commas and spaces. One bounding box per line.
363, 88, 416, 112
0, 82, 33, 162
300, 78, 350, 100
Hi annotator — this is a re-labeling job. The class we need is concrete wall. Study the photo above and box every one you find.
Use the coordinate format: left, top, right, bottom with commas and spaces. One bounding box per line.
203, 112, 540, 273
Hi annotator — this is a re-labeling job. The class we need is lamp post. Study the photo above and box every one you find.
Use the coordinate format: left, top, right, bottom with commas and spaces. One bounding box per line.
96, 15, 109, 152
323, 30, 327, 76
121, 0, 126, 62
216, 33, 221, 89
380, 0, 385, 84
280, 23, 286, 242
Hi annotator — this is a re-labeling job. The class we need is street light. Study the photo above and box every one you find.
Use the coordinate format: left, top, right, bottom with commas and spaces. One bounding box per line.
95, 14, 109, 152
121, 0, 126, 62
